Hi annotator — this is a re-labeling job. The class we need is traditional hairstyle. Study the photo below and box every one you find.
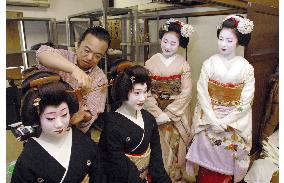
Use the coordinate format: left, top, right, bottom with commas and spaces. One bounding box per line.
111, 65, 151, 110
21, 71, 79, 135
159, 18, 194, 48
217, 15, 254, 46
78, 26, 111, 48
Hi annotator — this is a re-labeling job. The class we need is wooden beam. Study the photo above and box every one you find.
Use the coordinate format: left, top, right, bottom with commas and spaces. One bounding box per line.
195, 0, 248, 9
146, 9, 247, 20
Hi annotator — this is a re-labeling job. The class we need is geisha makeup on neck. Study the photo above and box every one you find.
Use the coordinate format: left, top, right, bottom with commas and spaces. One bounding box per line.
161, 32, 180, 58
218, 28, 238, 60
40, 102, 70, 138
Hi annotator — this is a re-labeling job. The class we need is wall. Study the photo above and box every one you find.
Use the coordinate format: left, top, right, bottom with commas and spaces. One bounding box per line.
114, 0, 152, 8
7, 0, 103, 63
6, 0, 103, 21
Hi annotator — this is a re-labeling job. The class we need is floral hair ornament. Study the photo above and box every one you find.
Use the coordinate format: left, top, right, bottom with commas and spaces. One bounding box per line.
217, 15, 254, 34
162, 18, 194, 38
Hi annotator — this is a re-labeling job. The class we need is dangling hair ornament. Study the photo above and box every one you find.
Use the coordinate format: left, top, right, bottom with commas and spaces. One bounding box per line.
33, 97, 41, 115
217, 15, 254, 34
162, 18, 194, 38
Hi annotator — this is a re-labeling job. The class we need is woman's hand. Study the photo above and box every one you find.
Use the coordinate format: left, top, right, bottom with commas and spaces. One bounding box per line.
156, 112, 171, 124
211, 122, 225, 133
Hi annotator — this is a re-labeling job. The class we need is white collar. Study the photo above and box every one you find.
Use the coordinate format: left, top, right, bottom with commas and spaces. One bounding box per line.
116, 108, 144, 129
158, 53, 178, 67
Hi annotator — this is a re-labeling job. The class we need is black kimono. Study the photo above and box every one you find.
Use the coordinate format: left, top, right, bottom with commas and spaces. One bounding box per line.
11, 128, 102, 183
98, 109, 171, 183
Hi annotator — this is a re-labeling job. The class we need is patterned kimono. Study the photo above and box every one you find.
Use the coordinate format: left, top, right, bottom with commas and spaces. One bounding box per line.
186, 54, 255, 183
144, 53, 192, 182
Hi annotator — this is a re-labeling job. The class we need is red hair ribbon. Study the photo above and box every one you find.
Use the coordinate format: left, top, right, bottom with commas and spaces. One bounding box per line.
176, 20, 183, 28
230, 17, 239, 27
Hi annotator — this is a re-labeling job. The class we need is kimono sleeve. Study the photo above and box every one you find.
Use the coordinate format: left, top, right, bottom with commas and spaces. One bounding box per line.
148, 115, 172, 183
196, 61, 224, 130
11, 155, 36, 183
220, 64, 255, 135
144, 58, 163, 118
165, 61, 192, 122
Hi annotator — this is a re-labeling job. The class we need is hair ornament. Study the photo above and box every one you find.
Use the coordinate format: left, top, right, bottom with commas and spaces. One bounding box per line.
9, 122, 39, 141
29, 75, 61, 88
33, 97, 41, 107
162, 18, 194, 38
217, 15, 254, 34
130, 76, 135, 84
33, 97, 41, 115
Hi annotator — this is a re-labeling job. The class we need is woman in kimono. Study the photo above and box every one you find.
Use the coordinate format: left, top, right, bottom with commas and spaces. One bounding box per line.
186, 15, 255, 183
11, 71, 101, 183
144, 18, 194, 182
98, 65, 171, 183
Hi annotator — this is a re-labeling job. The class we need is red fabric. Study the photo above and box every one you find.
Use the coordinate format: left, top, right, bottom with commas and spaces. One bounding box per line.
147, 174, 152, 183
197, 166, 232, 183
151, 74, 181, 81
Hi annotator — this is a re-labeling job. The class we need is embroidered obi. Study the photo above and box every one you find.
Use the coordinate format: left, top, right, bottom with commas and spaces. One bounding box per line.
126, 146, 151, 179
205, 80, 247, 156
151, 74, 181, 110
208, 79, 244, 107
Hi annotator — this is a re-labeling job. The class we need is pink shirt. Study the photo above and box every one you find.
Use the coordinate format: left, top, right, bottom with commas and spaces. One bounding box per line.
36, 45, 108, 121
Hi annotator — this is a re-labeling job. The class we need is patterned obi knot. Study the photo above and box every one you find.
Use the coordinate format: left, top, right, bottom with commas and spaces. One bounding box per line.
150, 74, 181, 110
208, 79, 244, 106
126, 146, 151, 179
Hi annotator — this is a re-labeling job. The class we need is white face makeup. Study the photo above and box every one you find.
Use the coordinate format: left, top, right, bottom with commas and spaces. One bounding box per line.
218, 28, 238, 59
125, 83, 148, 111
40, 102, 70, 137
161, 32, 180, 57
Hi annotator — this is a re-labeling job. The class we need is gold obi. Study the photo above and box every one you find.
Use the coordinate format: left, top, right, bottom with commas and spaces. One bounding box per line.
126, 146, 151, 178
208, 79, 244, 106
151, 75, 181, 110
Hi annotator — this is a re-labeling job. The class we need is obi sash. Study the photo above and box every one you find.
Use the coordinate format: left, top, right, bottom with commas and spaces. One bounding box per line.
126, 146, 151, 179
208, 79, 244, 107
151, 74, 181, 110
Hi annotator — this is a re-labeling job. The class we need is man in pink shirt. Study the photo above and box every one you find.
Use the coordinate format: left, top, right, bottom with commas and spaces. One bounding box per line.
36, 26, 111, 134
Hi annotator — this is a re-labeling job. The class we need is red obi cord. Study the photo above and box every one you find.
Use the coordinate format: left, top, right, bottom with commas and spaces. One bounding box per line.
151, 74, 181, 81
197, 166, 232, 183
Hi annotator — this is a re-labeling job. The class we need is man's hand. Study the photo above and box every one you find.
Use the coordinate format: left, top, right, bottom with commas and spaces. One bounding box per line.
71, 66, 92, 89
70, 110, 92, 125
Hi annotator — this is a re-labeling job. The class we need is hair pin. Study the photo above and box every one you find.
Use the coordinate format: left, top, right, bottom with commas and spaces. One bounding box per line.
130, 76, 136, 84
